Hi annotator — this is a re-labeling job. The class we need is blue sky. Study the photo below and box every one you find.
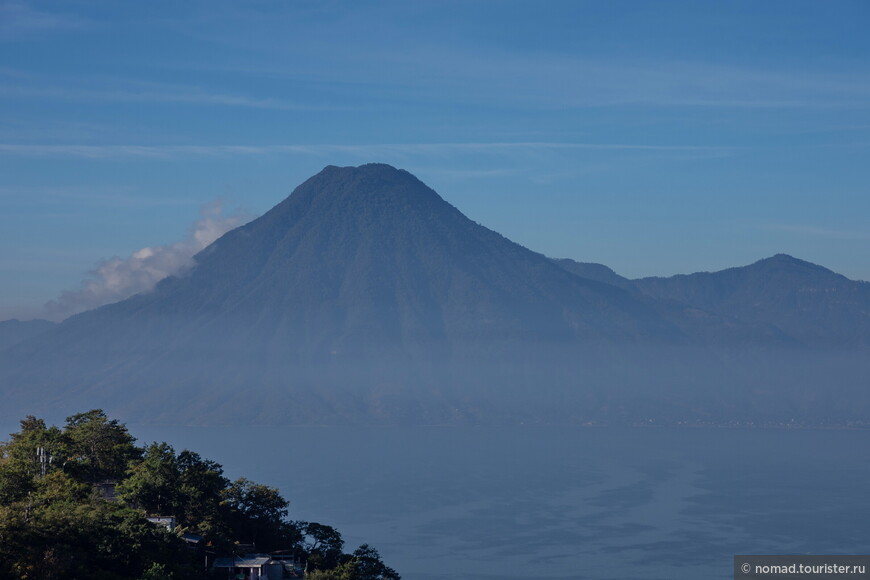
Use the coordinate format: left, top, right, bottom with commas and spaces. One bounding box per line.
2, 0, 870, 320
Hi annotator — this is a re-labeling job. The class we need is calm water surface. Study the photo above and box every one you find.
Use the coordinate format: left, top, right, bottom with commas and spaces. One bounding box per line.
123, 425, 870, 580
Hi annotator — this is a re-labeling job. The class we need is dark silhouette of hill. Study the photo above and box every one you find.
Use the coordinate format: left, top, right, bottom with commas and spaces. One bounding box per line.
550, 258, 637, 292
551, 257, 792, 347
2, 166, 868, 426
634, 254, 870, 347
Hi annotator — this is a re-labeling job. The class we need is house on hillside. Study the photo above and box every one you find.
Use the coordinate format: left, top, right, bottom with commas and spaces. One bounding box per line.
146, 515, 176, 531
212, 554, 284, 580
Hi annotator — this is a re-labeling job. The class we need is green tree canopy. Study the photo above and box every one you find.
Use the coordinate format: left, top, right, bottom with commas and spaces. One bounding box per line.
0, 410, 399, 579
306, 544, 401, 580
301, 521, 346, 571
222, 477, 300, 552
0, 416, 68, 504
117, 442, 183, 517
63, 410, 141, 482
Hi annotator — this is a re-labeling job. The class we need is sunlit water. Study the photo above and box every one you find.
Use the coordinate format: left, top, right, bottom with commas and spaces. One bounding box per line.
67, 425, 870, 579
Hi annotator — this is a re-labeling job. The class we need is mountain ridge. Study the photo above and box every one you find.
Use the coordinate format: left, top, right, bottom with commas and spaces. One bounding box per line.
633, 253, 870, 347
0, 319, 56, 351
2, 164, 868, 426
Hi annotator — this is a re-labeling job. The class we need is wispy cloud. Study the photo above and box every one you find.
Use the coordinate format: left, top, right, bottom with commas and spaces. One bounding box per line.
765, 223, 870, 241
0, 141, 727, 159
0, 84, 331, 111
0, 1, 90, 41
420, 45, 870, 110
0, 185, 196, 207
422, 167, 522, 180
199, 40, 870, 111
44, 201, 250, 321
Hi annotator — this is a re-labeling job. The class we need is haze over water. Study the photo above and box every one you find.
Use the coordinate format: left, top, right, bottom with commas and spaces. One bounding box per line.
121, 424, 870, 580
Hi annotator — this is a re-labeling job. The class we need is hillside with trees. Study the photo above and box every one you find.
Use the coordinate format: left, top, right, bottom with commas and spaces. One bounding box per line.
0, 410, 399, 580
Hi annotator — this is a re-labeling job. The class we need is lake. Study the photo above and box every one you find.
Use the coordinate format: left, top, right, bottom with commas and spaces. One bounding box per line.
114, 425, 870, 580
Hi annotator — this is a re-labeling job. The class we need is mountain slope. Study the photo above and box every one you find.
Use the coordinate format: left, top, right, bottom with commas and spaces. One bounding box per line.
51, 164, 683, 353
634, 254, 870, 346
0, 319, 56, 351
551, 258, 637, 292
3, 168, 869, 426
2, 164, 689, 424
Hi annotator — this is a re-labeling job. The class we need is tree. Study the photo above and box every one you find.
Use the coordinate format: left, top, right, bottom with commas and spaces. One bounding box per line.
301, 521, 345, 571
306, 545, 400, 580
0, 474, 193, 579
139, 562, 173, 580
0, 416, 69, 504
117, 442, 182, 517
176, 450, 229, 540
221, 477, 296, 551
345, 544, 401, 580
63, 410, 140, 482
0, 411, 399, 579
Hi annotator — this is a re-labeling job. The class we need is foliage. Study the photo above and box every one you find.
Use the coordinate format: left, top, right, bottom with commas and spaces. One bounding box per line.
0, 410, 399, 579
0, 416, 69, 504
300, 521, 345, 571
344, 545, 401, 580
0, 479, 192, 579
63, 410, 141, 482
221, 477, 299, 552
140, 562, 173, 580
176, 449, 231, 540
0, 413, 188, 579
306, 545, 400, 580
118, 442, 183, 516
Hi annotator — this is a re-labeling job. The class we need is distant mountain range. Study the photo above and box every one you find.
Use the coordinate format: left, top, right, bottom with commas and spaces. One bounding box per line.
0, 319, 56, 351
552, 254, 870, 348
2, 164, 868, 426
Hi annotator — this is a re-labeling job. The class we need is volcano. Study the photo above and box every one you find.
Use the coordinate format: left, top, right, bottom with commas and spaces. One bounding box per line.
3, 164, 869, 426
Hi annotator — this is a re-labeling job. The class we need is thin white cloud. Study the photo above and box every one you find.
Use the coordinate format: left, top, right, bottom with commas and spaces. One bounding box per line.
193, 38, 870, 111
407, 49, 870, 110
0, 84, 331, 111
766, 223, 870, 241
44, 201, 250, 321
0, 185, 196, 207
0, 1, 90, 41
0, 141, 726, 159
